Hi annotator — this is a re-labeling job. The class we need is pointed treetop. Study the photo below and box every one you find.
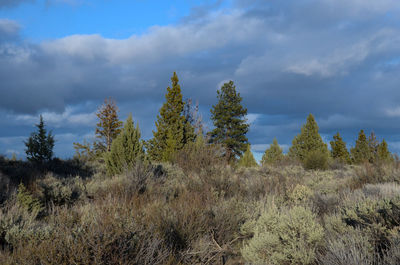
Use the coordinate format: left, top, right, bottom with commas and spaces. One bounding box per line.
238, 144, 258, 168
262, 138, 284, 166
330, 132, 350, 164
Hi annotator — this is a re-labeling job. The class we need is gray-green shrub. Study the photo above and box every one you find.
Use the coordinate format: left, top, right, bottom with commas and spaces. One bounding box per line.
241, 204, 324, 265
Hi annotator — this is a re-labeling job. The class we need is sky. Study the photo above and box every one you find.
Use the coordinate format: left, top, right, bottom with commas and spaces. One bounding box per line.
1, 0, 400, 161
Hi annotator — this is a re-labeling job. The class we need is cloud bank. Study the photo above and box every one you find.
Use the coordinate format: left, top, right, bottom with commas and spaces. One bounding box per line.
1, 0, 400, 158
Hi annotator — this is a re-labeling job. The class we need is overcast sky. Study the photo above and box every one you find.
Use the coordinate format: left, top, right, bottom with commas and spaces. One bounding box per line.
1, 0, 400, 160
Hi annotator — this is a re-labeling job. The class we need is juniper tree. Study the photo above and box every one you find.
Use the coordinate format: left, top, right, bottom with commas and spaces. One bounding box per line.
330, 132, 350, 164
208, 81, 249, 163
351, 130, 370, 164
288, 114, 329, 163
377, 139, 392, 162
105, 114, 146, 176
24, 115, 55, 164
146, 72, 194, 161
262, 138, 284, 166
95, 98, 123, 152
238, 144, 258, 168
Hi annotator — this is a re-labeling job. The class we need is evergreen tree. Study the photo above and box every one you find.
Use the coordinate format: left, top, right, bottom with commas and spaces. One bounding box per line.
377, 139, 392, 162
261, 138, 284, 166
368, 131, 379, 163
288, 114, 328, 163
208, 81, 249, 163
147, 72, 194, 161
330, 132, 350, 164
350, 130, 370, 164
238, 144, 258, 168
105, 114, 146, 176
95, 98, 123, 152
24, 115, 55, 163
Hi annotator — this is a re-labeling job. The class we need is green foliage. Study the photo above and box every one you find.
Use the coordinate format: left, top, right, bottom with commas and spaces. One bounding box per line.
147, 72, 194, 162
304, 149, 329, 170
172, 133, 225, 175
262, 138, 284, 166
330, 132, 350, 164
241, 204, 324, 265
377, 139, 392, 163
16, 183, 43, 214
208, 81, 249, 163
289, 114, 329, 168
38, 174, 84, 206
105, 114, 146, 176
24, 115, 55, 163
238, 144, 258, 168
95, 98, 123, 152
73, 139, 103, 162
368, 132, 379, 163
289, 184, 313, 204
351, 130, 371, 164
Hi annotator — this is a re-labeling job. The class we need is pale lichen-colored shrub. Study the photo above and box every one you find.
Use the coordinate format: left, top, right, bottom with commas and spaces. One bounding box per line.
317, 228, 375, 265
0, 203, 51, 248
289, 184, 313, 204
241, 204, 324, 265
37, 174, 84, 206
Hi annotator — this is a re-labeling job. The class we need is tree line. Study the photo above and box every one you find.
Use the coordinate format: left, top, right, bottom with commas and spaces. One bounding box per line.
23, 72, 393, 172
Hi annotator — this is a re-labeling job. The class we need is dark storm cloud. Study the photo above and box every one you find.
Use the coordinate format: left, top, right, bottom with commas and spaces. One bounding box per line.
0, 0, 33, 8
2, 0, 400, 158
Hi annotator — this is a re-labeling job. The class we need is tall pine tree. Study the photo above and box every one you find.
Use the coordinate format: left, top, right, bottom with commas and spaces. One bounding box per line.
208, 81, 249, 163
330, 132, 350, 164
289, 114, 328, 163
105, 114, 146, 175
350, 130, 370, 164
147, 72, 194, 161
24, 115, 55, 163
262, 138, 284, 166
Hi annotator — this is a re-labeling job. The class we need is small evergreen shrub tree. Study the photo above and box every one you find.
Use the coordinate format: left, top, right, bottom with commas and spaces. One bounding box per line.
351, 130, 371, 164
24, 115, 55, 164
238, 144, 258, 168
330, 132, 350, 164
16, 183, 43, 214
377, 139, 392, 163
261, 138, 284, 166
304, 149, 329, 170
289, 114, 329, 169
105, 114, 146, 176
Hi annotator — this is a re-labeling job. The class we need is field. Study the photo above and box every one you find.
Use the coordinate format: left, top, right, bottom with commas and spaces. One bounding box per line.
1, 152, 400, 265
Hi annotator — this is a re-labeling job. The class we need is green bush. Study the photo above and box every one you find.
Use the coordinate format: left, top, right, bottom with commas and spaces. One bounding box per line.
16, 184, 43, 214
241, 204, 324, 265
303, 149, 329, 170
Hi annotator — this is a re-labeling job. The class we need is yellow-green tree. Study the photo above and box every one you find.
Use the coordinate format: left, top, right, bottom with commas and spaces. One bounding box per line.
146, 72, 194, 161
238, 144, 258, 168
105, 114, 146, 176
351, 130, 370, 164
330, 132, 350, 164
377, 139, 392, 163
262, 138, 284, 166
289, 114, 329, 163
